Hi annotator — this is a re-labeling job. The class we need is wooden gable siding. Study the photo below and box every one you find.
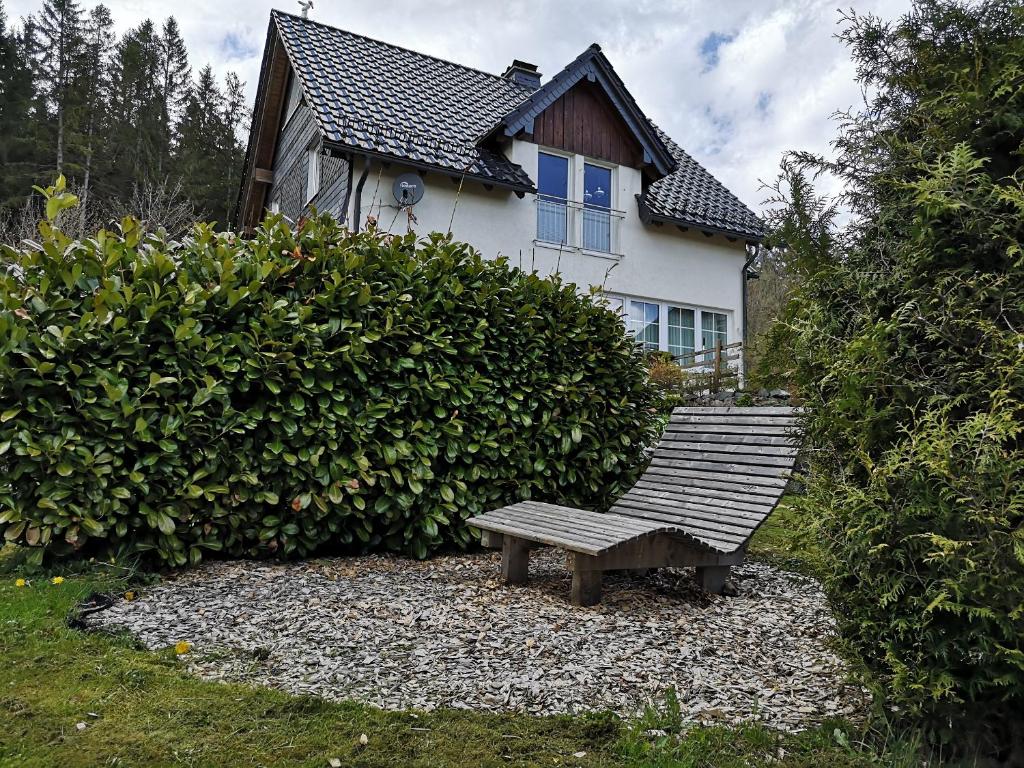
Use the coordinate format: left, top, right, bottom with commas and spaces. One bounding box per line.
238, 31, 291, 230
528, 80, 644, 168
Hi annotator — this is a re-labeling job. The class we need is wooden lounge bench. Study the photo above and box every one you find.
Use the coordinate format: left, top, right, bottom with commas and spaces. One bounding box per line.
467, 406, 802, 605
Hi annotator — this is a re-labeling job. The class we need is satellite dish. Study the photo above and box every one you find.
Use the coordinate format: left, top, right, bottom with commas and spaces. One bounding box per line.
392, 173, 425, 206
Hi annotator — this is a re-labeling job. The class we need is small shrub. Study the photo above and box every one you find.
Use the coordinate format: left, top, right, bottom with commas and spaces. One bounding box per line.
646, 351, 685, 391
0, 181, 661, 566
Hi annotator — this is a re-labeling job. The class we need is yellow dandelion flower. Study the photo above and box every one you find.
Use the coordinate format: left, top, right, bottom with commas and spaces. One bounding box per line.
124, 591, 136, 601
174, 641, 192, 655
15, 578, 27, 588
51, 576, 65, 585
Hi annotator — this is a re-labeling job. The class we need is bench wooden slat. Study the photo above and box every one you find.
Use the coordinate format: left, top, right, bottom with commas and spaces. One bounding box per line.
632, 480, 775, 513
511, 501, 656, 535
672, 406, 799, 416
655, 447, 799, 469
472, 513, 620, 553
619, 489, 770, 522
611, 497, 756, 535
477, 504, 656, 544
660, 432, 800, 447
649, 457, 790, 484
665, 423, 798, 437
640, 466, 785, 496
658, 436, 800, 457
670, 414, 801, 428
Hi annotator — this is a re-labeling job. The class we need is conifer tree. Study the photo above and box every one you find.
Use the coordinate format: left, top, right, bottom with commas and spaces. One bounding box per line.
73, 4, 113, 229
157, 16, 190, 174
35, 0, 83, 175
0, 1, 38, 206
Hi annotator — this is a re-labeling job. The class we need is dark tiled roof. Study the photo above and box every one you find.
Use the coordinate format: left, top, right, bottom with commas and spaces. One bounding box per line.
270, 10, 763, 239
272, 10, 535, 190
643, 128, 764, 239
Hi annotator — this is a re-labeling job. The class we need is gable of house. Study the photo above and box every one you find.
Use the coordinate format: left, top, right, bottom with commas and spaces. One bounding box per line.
525, 80, 645, 170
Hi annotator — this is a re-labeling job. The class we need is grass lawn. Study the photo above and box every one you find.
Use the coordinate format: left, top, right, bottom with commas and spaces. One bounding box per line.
1, 508, 920, 768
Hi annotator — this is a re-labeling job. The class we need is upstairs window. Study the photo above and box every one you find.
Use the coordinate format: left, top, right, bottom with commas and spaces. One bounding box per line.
537, 152, 569, 244
701, 310, 728, 351
582, 163, 612, 252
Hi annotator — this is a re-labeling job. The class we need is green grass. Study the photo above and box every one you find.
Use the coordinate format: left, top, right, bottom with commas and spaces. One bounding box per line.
0, 546, 921, 768
747, 497, 827, 579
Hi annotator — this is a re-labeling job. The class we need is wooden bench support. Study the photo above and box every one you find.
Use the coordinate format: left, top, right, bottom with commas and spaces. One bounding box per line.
501, 535, 530, 584
480, 530, 504, 549
570, 554, 602, 606
695, 565, 731, 594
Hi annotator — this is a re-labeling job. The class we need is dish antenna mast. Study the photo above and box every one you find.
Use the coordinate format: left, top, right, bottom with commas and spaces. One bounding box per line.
298, 0, 313, 18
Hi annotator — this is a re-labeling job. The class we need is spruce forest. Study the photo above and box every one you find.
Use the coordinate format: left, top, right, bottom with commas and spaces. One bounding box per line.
0, 0, 249, 240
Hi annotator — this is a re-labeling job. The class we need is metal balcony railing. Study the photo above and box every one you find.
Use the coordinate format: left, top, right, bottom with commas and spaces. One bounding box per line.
535, 196, 624, 255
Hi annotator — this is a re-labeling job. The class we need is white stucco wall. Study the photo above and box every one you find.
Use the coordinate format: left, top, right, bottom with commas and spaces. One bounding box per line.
343, 141, 749, 374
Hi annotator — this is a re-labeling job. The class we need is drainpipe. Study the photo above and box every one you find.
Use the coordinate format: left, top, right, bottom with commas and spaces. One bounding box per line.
352, 157, 371, 233
740, 244, 759, 387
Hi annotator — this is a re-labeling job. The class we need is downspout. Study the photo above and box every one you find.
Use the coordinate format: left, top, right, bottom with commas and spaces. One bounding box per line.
352, 157, 371, 233
740, 243, 759, 388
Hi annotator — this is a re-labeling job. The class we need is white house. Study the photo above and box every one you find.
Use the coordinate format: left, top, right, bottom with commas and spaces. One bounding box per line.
236, 12, 764, 371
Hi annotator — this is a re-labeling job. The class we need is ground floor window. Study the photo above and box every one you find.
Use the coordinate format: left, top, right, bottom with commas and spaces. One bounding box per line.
627, 300, 660, 352
668, 307, 695, 359
701, 311, 728, 352
610, 296, 729, 361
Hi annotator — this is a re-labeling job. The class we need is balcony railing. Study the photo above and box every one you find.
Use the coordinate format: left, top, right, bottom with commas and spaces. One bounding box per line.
535, 196, 624, 255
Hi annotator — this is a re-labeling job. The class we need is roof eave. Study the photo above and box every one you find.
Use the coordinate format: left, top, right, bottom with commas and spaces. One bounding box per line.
325, 140, 536, 195
636, 194, 764, 244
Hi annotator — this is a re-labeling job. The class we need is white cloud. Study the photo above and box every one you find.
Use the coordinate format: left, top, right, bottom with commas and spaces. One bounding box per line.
6, 0, 910, 212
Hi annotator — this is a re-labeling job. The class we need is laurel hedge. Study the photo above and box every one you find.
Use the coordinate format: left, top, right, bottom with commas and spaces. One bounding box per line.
0, 184, 661, 566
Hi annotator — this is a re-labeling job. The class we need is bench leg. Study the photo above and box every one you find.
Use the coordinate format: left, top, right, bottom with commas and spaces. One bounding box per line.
480, 530, 504, 549
570, 555, 603, 606
501, 536, 529, 584
695, 565, 731, 594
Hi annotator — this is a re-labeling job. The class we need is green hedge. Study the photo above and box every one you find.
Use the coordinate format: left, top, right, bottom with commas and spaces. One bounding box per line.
0, 184, 661, 566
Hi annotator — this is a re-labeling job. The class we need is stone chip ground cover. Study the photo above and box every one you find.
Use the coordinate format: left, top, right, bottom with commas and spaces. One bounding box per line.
85, 548, 867, 731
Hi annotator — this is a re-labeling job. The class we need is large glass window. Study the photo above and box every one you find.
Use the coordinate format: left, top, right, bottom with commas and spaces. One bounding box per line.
582, 163, 612, 252
668, 307, 695, 360
628, 300, 660, 352
701, 311, 728, 352
537, 152, 569, 244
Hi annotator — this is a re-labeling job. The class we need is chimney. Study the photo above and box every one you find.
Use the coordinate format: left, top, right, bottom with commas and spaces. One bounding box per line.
502, 59, 542, 90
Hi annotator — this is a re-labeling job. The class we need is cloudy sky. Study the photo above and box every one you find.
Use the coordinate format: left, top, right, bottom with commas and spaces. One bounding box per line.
8, 0, 910, 212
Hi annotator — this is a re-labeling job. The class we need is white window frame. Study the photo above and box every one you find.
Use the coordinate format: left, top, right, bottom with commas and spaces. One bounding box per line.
580, 158, 616, 255
534, 150, 619, 254
609, 293, 731, 362
306, 146, 320, 204
536, 148, 573, 246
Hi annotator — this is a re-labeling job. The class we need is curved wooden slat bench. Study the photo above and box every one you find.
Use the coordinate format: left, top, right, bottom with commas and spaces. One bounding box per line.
468, 406, 802, 605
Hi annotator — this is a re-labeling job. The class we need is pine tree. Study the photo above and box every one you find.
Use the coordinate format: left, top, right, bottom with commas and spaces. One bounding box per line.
157, 16, 189, 175
107, 19, 162, 188
0, 1, 38, 207
73, 4, 113, 231
35, 0, 84, 175
175, 65, 225, 219
218, 71, 248, 223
